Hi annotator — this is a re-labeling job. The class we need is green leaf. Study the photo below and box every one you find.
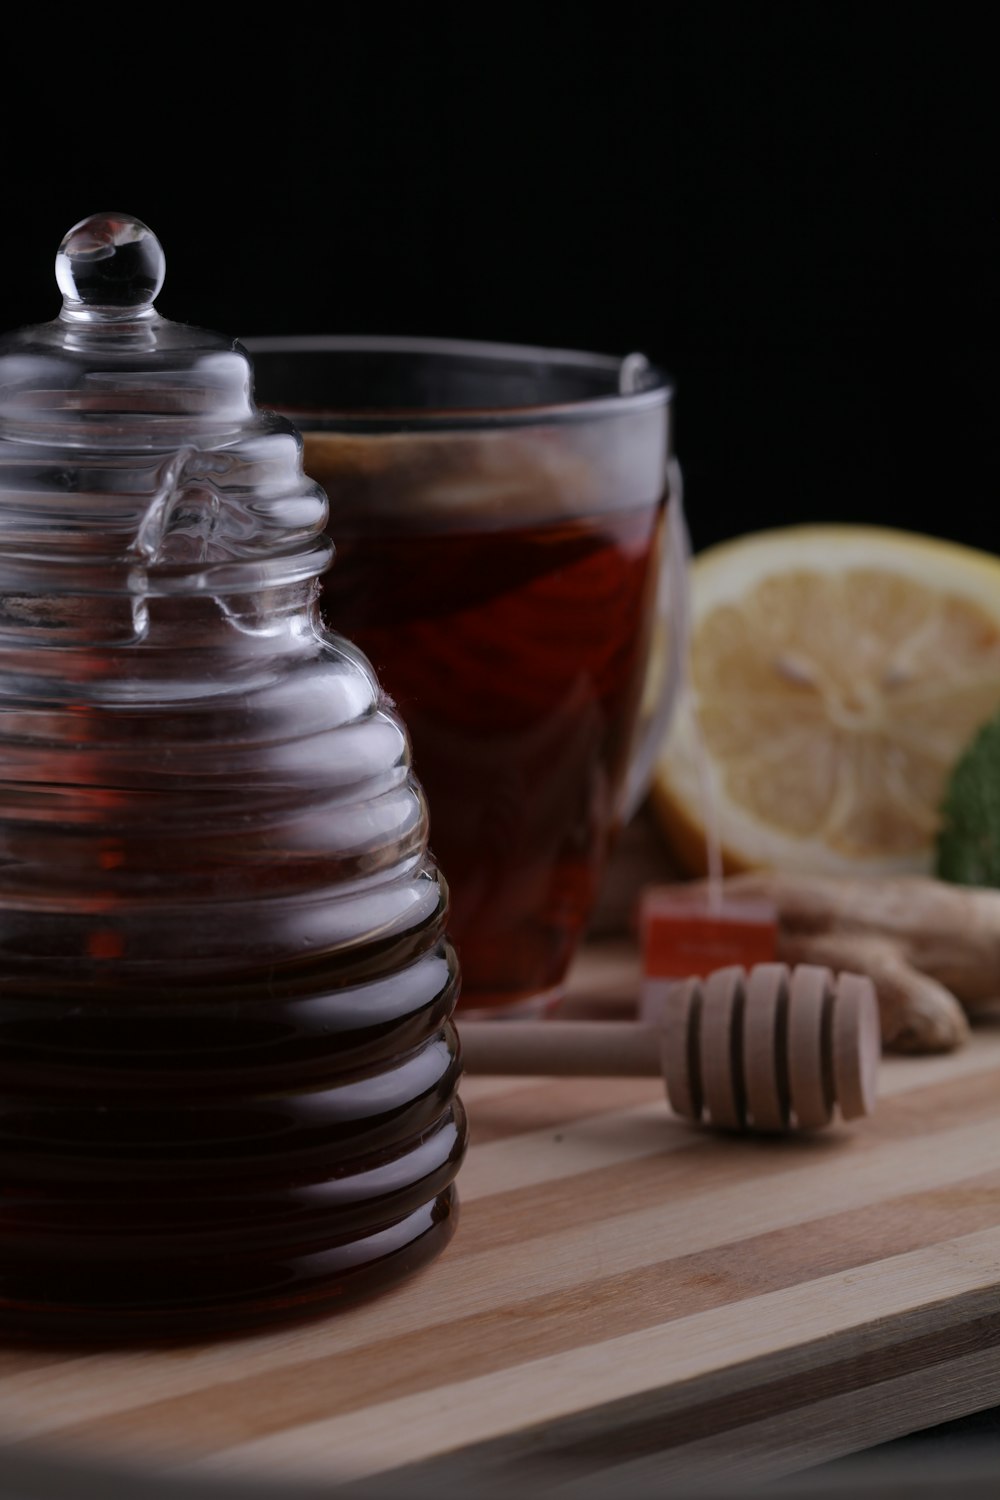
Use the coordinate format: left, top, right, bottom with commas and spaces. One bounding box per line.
935, 709, 1000, 887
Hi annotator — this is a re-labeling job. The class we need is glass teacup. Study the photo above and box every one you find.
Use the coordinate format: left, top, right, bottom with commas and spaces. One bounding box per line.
247, 335, 682, 1014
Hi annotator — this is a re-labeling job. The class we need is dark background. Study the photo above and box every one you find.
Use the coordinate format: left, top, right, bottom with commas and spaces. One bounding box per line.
3, 5, 995, 556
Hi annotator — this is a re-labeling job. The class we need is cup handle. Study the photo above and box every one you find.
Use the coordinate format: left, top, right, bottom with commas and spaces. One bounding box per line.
619, 456, 689, 823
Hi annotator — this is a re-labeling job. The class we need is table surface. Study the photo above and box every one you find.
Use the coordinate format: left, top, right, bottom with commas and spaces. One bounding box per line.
2, 930, 1000, 1496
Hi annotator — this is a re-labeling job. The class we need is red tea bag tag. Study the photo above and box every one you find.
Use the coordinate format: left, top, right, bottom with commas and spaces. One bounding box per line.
638, 887, 777, 1022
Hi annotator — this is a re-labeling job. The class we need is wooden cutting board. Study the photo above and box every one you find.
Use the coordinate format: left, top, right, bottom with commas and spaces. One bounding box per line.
2, 937, 1000, 1496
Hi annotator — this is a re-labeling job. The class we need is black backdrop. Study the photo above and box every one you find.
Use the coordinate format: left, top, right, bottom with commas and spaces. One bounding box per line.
2, 5, 994, 556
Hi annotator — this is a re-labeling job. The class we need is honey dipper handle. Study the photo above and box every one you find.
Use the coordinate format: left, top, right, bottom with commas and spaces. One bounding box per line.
458, 1021, 660, 1077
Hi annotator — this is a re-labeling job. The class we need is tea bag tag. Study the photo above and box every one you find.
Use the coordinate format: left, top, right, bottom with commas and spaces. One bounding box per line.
638, 888, 778, 1022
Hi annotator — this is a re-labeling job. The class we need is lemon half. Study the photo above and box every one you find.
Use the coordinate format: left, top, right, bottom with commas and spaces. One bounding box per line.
651, 524, 1000, 877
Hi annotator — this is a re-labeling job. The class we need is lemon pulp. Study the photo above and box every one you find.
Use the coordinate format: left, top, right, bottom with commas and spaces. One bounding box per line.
652, 525, 1000, 876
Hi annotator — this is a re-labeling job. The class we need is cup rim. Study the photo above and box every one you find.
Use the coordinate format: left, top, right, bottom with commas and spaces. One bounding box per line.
241, 333, 674, 430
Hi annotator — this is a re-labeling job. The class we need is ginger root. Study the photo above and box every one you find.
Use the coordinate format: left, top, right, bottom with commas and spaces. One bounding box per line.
663, 872, 1000, 1054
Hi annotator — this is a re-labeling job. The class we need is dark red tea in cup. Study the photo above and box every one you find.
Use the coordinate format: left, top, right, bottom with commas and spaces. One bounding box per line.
247, 337, 679, 1013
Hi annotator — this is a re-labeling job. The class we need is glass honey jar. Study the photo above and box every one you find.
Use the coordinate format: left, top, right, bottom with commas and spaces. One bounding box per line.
0, 214, 466, 1340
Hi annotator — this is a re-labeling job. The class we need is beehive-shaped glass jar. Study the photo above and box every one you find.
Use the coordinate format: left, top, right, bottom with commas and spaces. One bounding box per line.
0, 214, 466, 1339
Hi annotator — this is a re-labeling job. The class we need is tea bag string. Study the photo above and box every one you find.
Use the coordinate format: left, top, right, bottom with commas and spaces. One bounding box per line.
663, 465, 724, 913
620, 354, 724, 913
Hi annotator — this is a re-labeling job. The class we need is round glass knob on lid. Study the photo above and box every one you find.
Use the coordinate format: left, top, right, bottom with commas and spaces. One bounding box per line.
55, 212, 166, 318
0, 213, 465, 1340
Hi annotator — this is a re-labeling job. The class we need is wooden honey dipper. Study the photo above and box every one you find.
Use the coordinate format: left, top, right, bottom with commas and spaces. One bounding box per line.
458, 963, 880, 1132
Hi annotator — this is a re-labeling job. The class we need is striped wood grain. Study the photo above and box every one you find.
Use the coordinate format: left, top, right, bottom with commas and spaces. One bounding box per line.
1, 967, 999, 1494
